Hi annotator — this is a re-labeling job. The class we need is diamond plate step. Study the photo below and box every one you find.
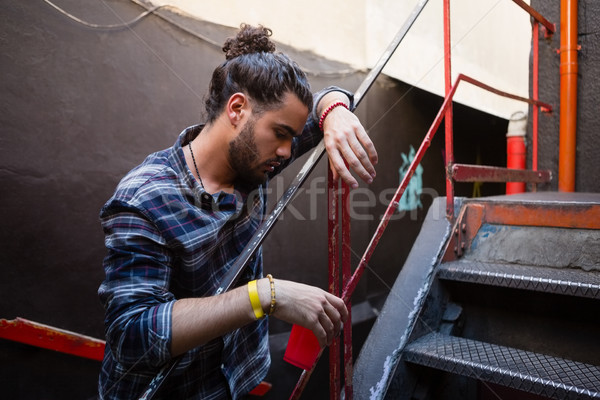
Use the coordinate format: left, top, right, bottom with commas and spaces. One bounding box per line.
403, 333, 600, 399
439, 261, 600, 299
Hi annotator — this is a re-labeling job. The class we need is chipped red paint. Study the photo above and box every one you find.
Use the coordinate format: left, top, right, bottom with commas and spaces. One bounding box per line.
328, 168, 341, 400
342, 179, 353, 400
0, 317, 105, 361
451, 164, 551, 183
442, 198, 600, 261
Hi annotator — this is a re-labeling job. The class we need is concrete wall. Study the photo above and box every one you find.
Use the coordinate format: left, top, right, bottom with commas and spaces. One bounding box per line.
0, 1, 508, 397
531, 0, 600, 192
153, 0, 534, 120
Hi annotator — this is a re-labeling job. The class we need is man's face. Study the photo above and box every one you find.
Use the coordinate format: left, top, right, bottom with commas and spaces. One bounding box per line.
228, 93, 309, 187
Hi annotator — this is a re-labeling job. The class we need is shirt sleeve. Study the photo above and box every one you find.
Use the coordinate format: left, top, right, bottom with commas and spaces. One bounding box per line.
98, 201, 176, 369
311, 85, 356, 122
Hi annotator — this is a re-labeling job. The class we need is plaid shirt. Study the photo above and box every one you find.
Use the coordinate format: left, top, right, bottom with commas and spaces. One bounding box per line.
97, 94, 336, 400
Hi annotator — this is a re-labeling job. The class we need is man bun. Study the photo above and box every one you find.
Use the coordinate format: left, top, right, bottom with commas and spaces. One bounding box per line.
222, 24, 276, 60
203, 23, 312, 125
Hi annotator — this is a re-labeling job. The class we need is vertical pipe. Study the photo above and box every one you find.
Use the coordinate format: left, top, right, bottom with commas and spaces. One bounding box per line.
506, 111, 528, 194
559, 0, 578, 192
327, 167, 341, 400
341, 181, 352, 400
443, 0, 455, 220
532, 21, 539, 173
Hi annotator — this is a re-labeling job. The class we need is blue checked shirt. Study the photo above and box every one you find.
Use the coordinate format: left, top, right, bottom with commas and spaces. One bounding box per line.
97, 87, 352, 400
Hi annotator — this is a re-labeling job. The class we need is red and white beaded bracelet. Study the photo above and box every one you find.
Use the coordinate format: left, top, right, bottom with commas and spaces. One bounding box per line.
318, 101, 349, 131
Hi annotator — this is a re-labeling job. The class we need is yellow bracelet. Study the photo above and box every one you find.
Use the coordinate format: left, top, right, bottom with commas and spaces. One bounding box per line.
267, 274, 276, 316
248, 279, 265, 320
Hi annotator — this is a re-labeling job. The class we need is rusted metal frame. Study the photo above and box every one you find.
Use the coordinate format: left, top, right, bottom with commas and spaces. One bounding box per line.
444, 0, 455, 221
0, 317, 105, 361
290, 170, 345, 400
451, 164, 551, 183
290, 43, 511, 400
511, 0, 556, 36
460, 74, 553, 111
327, 168, 341, 400
443, 74, 552, 220
532, 21, 540, 174
289, 365, 317, 400
483, 202, 600, 230
342, 71, 554, 301
341, 179, 353, 400
444, 199, 600, 262
442, 202, 485, 261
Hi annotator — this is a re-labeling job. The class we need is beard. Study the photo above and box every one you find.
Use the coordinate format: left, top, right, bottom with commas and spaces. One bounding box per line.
228, 118, 267, 188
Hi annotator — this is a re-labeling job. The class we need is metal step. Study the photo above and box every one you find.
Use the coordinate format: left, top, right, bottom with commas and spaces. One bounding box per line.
439, 260, 600, 299
403, 333, 600, 399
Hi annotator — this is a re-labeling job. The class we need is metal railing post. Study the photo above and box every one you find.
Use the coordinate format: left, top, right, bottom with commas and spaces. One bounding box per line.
341, 179, 352, 400
444, 0, 455, 221
327, 167, 341, 400
532, 21, 540, 174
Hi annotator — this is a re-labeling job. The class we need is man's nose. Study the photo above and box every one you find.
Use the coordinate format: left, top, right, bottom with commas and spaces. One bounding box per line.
276, 139, 292, 160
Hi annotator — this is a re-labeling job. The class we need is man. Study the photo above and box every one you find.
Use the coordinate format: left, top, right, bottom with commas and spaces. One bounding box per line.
98, 24, 378, 399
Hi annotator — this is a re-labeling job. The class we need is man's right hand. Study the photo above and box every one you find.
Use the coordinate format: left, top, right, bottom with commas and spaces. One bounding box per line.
259, 278, 348, 348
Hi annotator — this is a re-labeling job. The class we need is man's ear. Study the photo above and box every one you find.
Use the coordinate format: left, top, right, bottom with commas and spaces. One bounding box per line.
226, 93, 248, 127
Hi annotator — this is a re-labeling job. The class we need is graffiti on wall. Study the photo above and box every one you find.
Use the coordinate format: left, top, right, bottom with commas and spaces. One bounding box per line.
398, 145, 423, 212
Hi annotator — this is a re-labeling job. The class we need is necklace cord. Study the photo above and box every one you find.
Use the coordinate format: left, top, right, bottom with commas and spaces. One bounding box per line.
188, 141, 203, 187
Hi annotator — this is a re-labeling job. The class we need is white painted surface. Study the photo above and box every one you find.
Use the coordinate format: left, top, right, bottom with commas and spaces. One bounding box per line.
148, 0, 533, 119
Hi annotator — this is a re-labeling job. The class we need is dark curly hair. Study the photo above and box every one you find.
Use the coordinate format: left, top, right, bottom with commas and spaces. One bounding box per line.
204, 24, 313, 123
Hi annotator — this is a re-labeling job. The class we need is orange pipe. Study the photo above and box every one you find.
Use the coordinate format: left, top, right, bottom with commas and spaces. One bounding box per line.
559, 0, 578, 192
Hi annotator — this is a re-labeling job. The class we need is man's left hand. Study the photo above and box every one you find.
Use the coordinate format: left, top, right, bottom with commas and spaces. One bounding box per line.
320, 97, 378, 188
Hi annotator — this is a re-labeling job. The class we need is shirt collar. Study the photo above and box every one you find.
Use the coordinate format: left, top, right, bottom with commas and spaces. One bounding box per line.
171, 125, 263, 214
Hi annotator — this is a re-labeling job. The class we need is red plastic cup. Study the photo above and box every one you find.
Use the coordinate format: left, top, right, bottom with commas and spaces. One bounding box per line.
283, 324, 322, 370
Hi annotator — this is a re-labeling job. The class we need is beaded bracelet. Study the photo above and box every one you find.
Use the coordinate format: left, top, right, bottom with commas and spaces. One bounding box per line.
318, 101, 349, 131
266, 274, 276, 316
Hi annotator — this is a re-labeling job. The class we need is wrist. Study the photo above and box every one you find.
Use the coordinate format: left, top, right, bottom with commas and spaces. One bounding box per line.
314, 87, 352, 115
319, 101, 349, 132
247, 276, 277, 320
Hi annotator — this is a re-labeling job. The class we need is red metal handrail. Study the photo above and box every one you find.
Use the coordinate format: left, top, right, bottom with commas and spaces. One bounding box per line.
443, 74, 552, 220
532, 20, 540, 172
512, 0, 556, 35
341, 178, 352, 400
328, 167, 341, 399
291, 1, 555, 398
289, 72, 553, 399
0, 317, 105, 361
443, 1, 554, 219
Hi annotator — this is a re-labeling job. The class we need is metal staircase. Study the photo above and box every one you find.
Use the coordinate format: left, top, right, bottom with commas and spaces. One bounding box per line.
353, 193, 600, 399
404, 333, 600, 399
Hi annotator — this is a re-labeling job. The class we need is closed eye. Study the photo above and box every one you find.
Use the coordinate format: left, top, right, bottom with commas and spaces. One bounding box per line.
274, 123, 300, 139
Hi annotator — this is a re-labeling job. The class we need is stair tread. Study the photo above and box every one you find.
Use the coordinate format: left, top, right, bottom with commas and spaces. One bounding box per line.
404, 333, 600, 399
439, 260, 600, 299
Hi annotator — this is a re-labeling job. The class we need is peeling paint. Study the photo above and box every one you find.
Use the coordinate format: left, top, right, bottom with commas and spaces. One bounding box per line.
369, 350, 400, 400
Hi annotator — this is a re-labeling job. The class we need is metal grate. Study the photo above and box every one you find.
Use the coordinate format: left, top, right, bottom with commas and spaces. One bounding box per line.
439, 261, 600, 299
403, 333, 600, 399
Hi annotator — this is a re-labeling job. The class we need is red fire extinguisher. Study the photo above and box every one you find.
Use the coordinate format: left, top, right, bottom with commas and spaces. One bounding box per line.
506, 111, 527, 194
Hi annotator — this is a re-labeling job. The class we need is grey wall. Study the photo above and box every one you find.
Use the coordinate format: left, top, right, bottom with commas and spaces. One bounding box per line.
531, 0, 600, 192
1, 1, 510, 398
